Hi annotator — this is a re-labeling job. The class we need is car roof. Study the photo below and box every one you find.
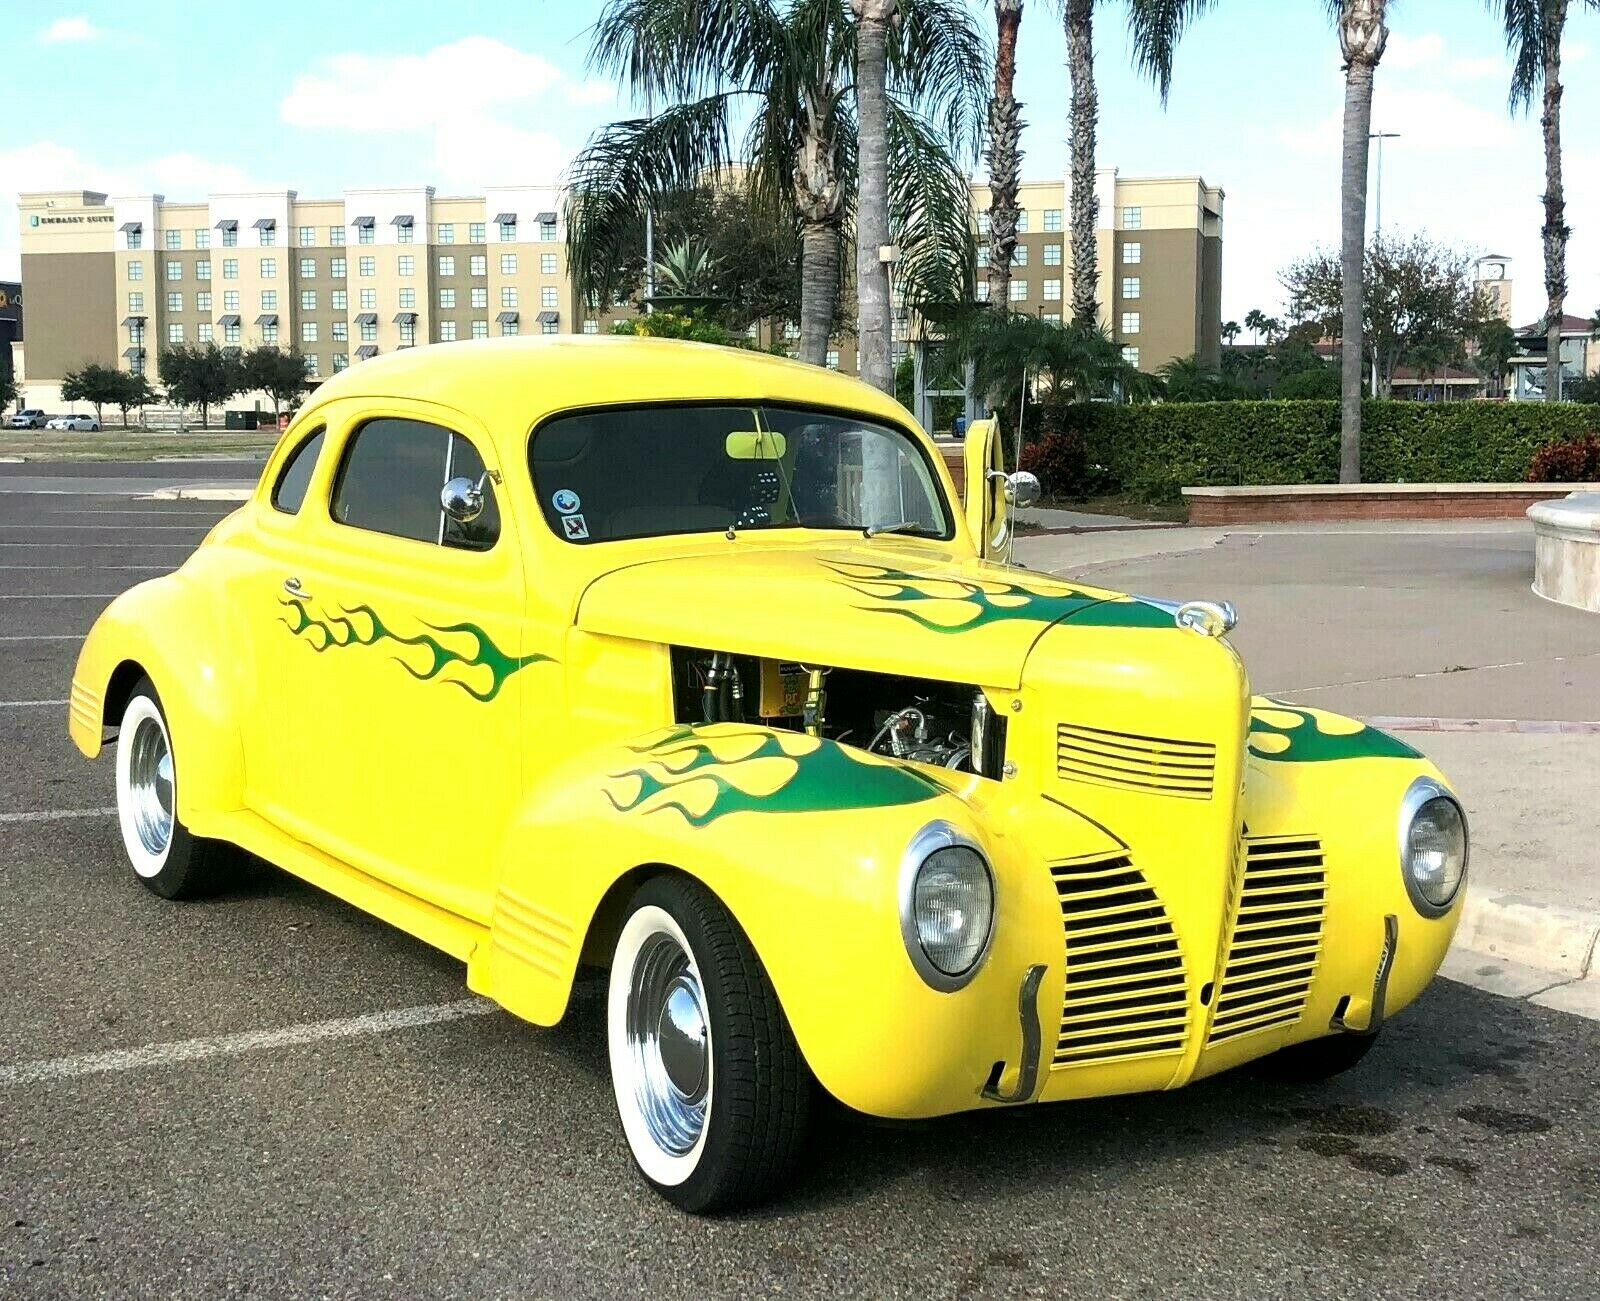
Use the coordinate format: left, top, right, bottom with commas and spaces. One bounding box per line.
300, 336, 918, 442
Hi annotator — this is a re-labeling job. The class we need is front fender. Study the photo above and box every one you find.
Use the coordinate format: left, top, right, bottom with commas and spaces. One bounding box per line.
472, 723, 1064, 1117
68, 573, 247, 836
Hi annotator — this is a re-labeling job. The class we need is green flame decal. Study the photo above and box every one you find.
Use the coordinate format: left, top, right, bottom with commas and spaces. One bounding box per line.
824, 560, 1174, 632
605, 724, 941, 826
279, 596, 548, 702
1248, 699, 1420, 763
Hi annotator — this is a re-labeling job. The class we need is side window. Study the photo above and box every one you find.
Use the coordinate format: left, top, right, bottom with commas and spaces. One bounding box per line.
330, 417, 499, 550
270, 426, 326, 514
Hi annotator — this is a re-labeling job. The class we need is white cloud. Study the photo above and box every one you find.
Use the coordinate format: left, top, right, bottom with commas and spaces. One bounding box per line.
1382, 32, 1443, 71
40, 16, 100, 43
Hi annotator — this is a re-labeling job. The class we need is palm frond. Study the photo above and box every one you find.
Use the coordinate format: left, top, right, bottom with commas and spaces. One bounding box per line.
885, 101, 975, 307
587, 0, 784, 103
888, 0, 993, 161
1486, 0, 1546, 113
1125, 0, 1217, 104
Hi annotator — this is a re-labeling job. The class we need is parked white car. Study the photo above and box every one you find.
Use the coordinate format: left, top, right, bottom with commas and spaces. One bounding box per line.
45, 414, 100, 432
7, 409, 48, 429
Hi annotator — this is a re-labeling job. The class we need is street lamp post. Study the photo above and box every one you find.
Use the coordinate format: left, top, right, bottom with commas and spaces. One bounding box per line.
1368, 131, 1400, 396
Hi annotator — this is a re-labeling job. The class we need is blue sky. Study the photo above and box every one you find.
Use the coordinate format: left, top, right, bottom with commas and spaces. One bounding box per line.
6, 1, 1598, 325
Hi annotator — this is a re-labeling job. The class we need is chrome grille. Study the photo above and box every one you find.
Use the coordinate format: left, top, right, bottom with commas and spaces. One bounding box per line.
1055, 722, 1216, 800
1207, 836, 1326, 1044
1052, 852, 1190, 1067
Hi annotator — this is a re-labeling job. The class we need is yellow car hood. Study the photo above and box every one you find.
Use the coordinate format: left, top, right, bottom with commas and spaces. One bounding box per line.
574, 544, 1178, 690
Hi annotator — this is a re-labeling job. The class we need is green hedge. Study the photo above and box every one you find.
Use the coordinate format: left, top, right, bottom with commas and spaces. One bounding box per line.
1052, 400, 1600, 501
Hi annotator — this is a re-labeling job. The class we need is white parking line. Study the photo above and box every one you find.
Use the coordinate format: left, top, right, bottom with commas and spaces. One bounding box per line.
0, 524, 213, 531
0, 565, 169, 571
0, 700, 67, 708
0, 634, 83, 642
0, 594, 120, 599
0, 998, 500, 1087
0, 807, 116, 823
0, 542, 194, 549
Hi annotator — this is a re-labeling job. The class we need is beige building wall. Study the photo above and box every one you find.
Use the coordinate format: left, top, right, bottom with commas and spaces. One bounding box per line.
19, 191, 118, 384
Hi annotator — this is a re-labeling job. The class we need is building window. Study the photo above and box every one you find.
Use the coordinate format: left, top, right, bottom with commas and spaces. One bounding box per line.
198, 323, 213, 342
437, 224, 454, 244
304, 354, 320, 377
440, 320, 457, 342
500, 253, 517, 275
128, 292, 144, 312
1043, 244, 1062, 266
259, 225, 276, 246
539, 219, 556, 241
397, 255, 414, 277
1044, 209, 1062, 232
332, 321, 348, 342
1121, 276, 1141, 300
225, 322, 241, 345
1012, 246, 1027, 267
300, 258, 317, 278
261, 322, 278, 345
1016, 210, 1029, 233
471, 286, 487, 309
1009, 280, 1028, 301
583, 319, 599, 335
330, 257, 346, 279
540, 253, 557, 274
194, 230, 209, 250
165, 229, 181, 250
399, 287, 415, 309
196, 291, 211, 312
438, 255, 455, 277
196, 260, 211, 280
1043, 279, 1062, 301
300, 290, 317, 310
222, 258, 238, 279
472, 320, 488, 339
977, 211, 991, 237
1122, 345, 1140, 366
332, 353, 349, 372
501, 286, 518, 308
1122, 206, 1142, 230
397, 223, 414, 244
127, 229, 142, 250
127, 261, 144, 281
302, 321, 318, 343
1042, 312, 1061, 324
470, 254, 487, 277
358, 224, 374, 244
1120, 311, 1141, 334
541, 286, 558, 309
358, 256, 375, 277
298, 225, 315, 247
167, 292, 183, 312
168, 323, 184, 344
541, 318, 558, 336
360, 288, 376, 310
783, 322, 800, 341
976, 247, 990, 268
501, 317, 520, 337
331, 289, 347, 311
129, 354, 145, 376
825, 349, 840, 369
261, 258, 277, 279
439, 288, 456, 309
165, 261, 181, 281
400, 320, 416, 347
222, 225, 238, 247
1123, 241, 1142, 264
223, 290, 239, 312
360, 321, 377, 343
329, 226, 345, 245
469, 222, 485, 243
261, 290, 278, 310
499, 219, 516, 242
976, 281, 991, 302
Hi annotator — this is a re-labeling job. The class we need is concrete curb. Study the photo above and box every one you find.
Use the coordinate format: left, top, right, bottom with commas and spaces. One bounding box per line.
143, 486, 252, 502
1455, 890, 1600, 981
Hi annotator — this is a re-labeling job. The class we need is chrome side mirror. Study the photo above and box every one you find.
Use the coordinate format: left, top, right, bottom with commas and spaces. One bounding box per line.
440, 475, 484, 524
1005, 470, 1041, 510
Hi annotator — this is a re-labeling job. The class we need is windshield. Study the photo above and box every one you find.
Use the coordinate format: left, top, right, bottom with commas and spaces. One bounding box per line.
529, 402, 951, 544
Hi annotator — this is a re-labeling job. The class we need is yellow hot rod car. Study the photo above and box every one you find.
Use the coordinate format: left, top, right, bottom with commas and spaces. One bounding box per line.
69, 337, 1467, 1212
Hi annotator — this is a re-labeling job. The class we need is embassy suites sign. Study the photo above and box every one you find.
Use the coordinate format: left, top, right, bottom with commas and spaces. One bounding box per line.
29, 214, 113, 226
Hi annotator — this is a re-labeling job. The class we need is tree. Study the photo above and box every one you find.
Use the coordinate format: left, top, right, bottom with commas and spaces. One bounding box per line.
1221, 319, 1241, 345
652, 240, 721, 296
567, 0, 987, 369
1282, 234, 1498, 396
0, 366, 17, 415
1489, 1, 1597, 404
242, 346, 308, 418
1473, 318, 1519, 397
1156, 353, 1231, 401
986, 1, 1026, 315
60, 362, 127, 425
1064, 0, 1099, 325
160, 342, 243, 428
853, 0, 896, 396
114, 372, 158, 426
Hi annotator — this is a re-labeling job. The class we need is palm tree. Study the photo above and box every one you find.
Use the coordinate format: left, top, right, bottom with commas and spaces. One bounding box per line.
1157, 352, 1228, 401
1221, 320, 1241, 346
853, 1, 895, 394
944, 308, 1150, 418
568, 0, 987, 371
986, 1, 1026, 312
1243, 308, 1267, 343
1489, 1, 1596, 403
1063, 0, 1099, 325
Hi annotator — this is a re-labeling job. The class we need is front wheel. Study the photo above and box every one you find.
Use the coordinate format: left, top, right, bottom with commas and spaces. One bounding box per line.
606, 876, 809, 1213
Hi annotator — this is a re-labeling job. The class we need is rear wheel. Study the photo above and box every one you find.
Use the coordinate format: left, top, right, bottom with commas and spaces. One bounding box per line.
114, 680, 239, 899
606, 876, 809, 1213
1254, 1032, 1379, 1083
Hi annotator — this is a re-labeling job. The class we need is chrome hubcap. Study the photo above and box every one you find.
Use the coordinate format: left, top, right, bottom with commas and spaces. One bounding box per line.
625, 933, 709, 1156
127, 716, 174, 857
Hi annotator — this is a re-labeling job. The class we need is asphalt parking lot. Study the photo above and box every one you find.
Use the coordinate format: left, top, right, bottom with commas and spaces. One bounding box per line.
2, 480, 1597, 1298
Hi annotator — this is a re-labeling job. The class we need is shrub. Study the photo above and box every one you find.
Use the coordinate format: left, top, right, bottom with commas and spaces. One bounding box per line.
1527, 432, 1600, 482
1019, 429, 1087, 497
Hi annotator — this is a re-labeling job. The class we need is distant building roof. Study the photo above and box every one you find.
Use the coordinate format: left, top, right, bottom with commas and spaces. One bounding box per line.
1518, 313, 1595, 336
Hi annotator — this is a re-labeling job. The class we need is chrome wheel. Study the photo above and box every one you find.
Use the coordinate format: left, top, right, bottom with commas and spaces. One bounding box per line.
623, 931, 710, 1157
127, 714, 175, 857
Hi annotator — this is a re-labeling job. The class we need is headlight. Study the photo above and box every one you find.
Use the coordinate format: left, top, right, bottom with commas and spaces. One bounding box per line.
1398, 777, 1468, 916
899, 821, 995, 991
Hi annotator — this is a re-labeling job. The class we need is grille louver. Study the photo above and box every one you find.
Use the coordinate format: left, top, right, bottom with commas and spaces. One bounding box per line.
1206, 836, 1327, 1044
1052, 852, 1190, 1068
1055, 722, 1216, 800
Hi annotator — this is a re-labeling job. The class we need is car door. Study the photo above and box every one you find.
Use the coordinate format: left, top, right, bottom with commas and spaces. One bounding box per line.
251, 401, 530, 923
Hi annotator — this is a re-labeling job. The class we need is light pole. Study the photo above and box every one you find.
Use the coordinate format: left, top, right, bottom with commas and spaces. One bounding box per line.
1367, 131, 1400, 396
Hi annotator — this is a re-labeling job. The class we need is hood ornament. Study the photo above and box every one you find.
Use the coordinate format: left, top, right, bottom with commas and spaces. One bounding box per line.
1175, 600, 1238, 638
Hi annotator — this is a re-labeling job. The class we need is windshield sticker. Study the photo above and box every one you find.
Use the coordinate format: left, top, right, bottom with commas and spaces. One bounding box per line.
561, 513, 590, 540
552, 488, 581, 514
